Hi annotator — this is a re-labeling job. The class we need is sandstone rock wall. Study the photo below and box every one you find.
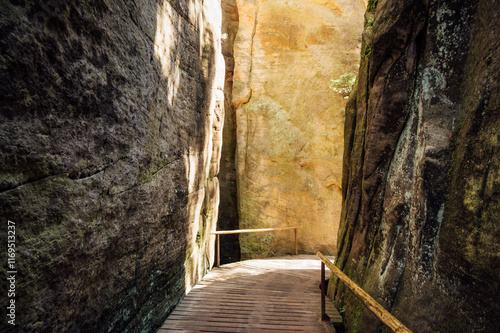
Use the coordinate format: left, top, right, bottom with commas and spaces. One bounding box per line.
232, 0, 365, 258
332, 0, 500, 331
0, 1, 224, 332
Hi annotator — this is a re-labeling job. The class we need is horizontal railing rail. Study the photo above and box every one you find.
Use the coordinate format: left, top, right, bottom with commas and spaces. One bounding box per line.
317, 251, 413, 333
211, 227, 302, 267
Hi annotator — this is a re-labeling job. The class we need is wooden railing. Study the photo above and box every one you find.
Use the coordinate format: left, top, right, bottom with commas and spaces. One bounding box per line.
317, 251, 413, 333
211, 227, 302, 267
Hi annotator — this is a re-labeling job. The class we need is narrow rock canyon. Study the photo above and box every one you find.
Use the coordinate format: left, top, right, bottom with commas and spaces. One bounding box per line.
0, 0, 498, 332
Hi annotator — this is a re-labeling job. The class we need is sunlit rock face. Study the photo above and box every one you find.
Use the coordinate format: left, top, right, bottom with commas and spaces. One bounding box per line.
232, 0, 365, 258
332, 0, 500, 332
0, 1, 224, 332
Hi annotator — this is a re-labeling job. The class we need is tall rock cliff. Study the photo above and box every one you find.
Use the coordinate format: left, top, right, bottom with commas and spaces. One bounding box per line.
333, 0, 500, 332
0, 1, 224, 332
232, 0, 365, 258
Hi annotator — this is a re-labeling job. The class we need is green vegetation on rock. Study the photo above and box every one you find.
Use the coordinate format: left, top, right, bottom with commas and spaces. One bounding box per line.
330, 72, 357, 99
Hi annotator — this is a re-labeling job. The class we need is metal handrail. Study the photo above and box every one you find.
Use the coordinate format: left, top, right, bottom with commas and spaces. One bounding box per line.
211, 227, 302, 267
317, 251, 413, 333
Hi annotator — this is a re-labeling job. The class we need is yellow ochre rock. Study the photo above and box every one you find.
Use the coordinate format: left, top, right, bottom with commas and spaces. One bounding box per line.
232, 0, 365, 258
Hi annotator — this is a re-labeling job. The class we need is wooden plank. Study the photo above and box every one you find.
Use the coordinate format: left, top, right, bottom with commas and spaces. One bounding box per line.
169, 313, 318, 321
160, 325, 308, 333
172, 304, 319, 316
174, 305, 319, 313
165, 316, 335, 327
175, 297, 322, 308
162, 318, 325, 331
164, 320, 327, 330
172, 302, 321, 312
178, 297, 320, 307
168, 312, 317, 320
157, 330, 203, 333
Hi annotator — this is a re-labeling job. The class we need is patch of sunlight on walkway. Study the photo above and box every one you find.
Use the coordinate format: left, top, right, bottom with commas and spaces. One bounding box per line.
159, 255, 341, 332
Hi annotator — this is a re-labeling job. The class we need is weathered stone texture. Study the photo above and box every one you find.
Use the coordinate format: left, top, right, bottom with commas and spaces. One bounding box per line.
332, 0, 500, 332
0, 0, 224, 332
232, 0, 365, 258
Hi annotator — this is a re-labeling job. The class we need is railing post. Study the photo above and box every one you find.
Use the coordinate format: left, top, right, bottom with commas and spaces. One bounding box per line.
295, 228, 298, 255
216, 234, 220, 268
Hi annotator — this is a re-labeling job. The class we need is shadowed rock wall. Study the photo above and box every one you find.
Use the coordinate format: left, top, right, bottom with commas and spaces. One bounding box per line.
218, 0, 241, 264
0, 0, 224, 332
332, 0, 500, 332
232, 0, 365, 258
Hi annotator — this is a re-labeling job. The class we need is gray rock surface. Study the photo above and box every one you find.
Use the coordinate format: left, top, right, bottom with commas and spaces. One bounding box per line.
332, 0, 500, 332
0, 0, 224, 332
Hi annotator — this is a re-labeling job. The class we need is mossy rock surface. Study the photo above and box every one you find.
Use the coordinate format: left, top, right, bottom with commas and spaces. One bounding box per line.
332, 0, 500, 332
0, 0, 224, 332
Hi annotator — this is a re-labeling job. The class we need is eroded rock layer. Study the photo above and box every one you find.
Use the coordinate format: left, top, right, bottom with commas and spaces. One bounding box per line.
232, 0, 365, 258
332, 0, 500, 332
0, 1, 224, 332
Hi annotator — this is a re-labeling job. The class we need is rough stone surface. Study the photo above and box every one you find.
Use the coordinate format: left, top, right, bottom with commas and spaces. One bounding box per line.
232, 0, 365, 258
331, 0, 500, 332
0, 1, 224, 332
218, 0, 241, 264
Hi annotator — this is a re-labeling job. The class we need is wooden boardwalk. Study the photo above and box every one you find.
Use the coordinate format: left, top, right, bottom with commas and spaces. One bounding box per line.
158, 255, 342, 332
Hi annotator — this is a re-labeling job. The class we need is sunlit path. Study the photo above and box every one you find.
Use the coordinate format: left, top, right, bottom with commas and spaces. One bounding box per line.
158, 255, 341, 332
